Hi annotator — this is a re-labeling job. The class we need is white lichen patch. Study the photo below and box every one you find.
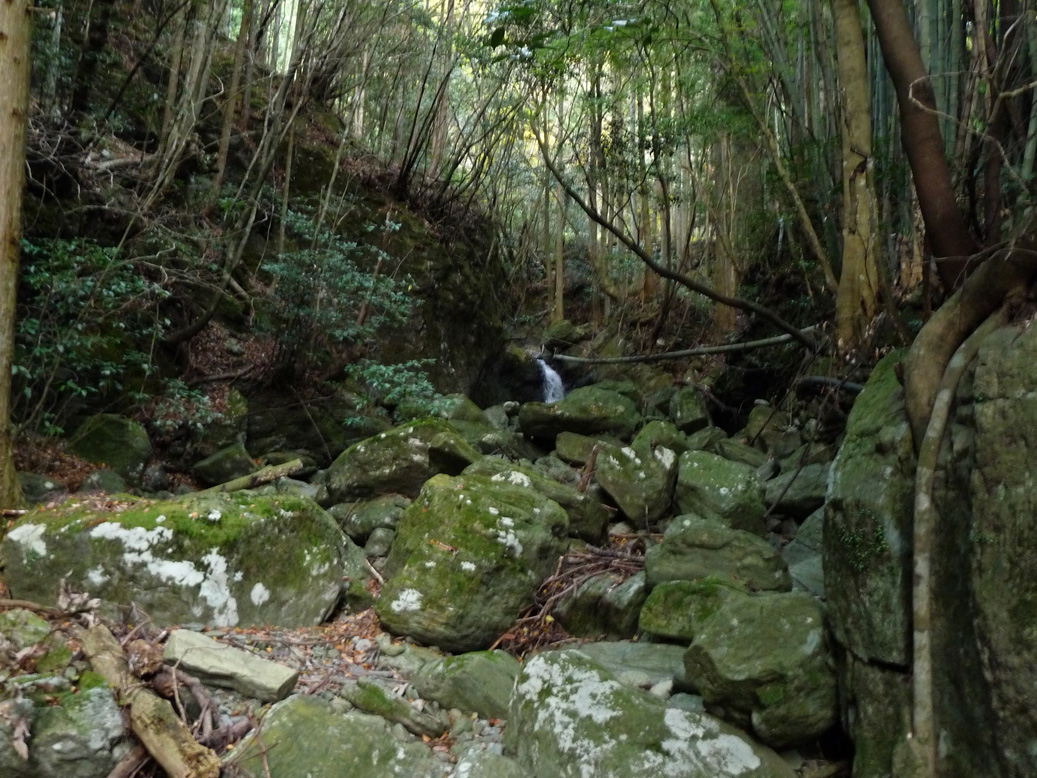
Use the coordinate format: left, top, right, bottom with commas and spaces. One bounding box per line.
7, 523, 49, 558
661, 708, 761, 774
460, 561, 476, 572
424, 560, 437, 569
155, 514, 166, 523
250, 582, 271, 605
391, 588, 423, 613
207, 509, 222, 522
90, 522, 174, 551
499, 516, 514, 528
199, 550, 239, 625
495, 528, 523, 557
86, 567, 109, 587
492, 471, 532, 488
488, 507, 500, 516
654, 447, 675, 469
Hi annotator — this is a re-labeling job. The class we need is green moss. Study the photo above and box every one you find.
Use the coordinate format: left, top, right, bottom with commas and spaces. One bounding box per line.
77, 670, 109, 692
838, 519, 888, 573
756, 682, 788, 707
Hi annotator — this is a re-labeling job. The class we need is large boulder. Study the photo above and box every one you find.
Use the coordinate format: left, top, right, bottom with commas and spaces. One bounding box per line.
1, 493, 346, 628
67, 414, 152, 484
518, 385, 642, 441
410, 650, 522, 720
375, 473, 569, 652
639, 578, 750, 643
553, 571, 648, 639
463, 457, 611, 542
0, 684, 130, 778
506, 649, 796, 778
824, 352, 913, 666
763, 463, 830, 518
325, 418, 481, 502
675, 451, 767, 533
231, 695, 444, 778
683, 591, 838, 748
668, 386, 711, 433
645, 516, 791, 592
595, 439, 678, 525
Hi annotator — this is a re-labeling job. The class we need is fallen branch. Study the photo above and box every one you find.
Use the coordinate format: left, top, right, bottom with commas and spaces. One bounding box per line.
77, 624, 221, 778
551, 328, 820, 365
194, 458, 304, 495
0, 598, 64, 617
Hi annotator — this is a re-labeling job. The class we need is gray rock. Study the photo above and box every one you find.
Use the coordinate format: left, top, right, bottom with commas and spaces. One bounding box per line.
645, 516, 791, 592
595, 440, 677, 525
329, 494, 411, 543
230, 695, 444, 778
639, 579, 750, 643
192, 442, 257, 486
0, 607, 51, 650
164, 629, 298, 701
739, 406, 801, 459
506, 649, 796, 778
16, 472, 67, 504
67, 414, 152, 484
2, 493, 344, 629
668, 385, 711, 433
783, 508, 825, 598
0, 687, 130, 778
464, 457, 610, 542
683, 591, 838, 748
411, 650, 522, 720
452, 748, 528, 778
340, 678, 449, 737
325, 418, 480, 502
675, 451, 767, 533
375, 473, 569, 652
763, 463, 830, 518
824, 353, 913, 665
518, 385, 642, 441
78, 469, 128, 494
573, 641, 689, 689
553, 571, 648, 640
365, 526, 396, 557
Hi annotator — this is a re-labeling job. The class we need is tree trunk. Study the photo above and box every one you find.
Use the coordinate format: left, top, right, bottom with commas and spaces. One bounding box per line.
866, 0, 978, 287
0, 0, 30, 510
832, 0, 881, 350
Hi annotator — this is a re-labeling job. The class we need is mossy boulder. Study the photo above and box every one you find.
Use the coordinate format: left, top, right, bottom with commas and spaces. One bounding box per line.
675, 451, 767, 534
639, 578, 750, 643
507, 649, 796, 778
595, 439, 678, 525
518, 385, 642, 441
463, 457, 611, 542
328, 494, 411, 543
553, 571, 649, 640
67, 414, 152, 484
645, 516, 791, 592
410, 650, 522, 720
668, 386, 711, 433
824, 352, 913, 665
325, 418, 481, 502
683, 591, 838, 749
0, 685, 130, 778
192, 442, 257, 486
1, 492, 346, 628
231, 695, 444, 778
375, 473, 569, 652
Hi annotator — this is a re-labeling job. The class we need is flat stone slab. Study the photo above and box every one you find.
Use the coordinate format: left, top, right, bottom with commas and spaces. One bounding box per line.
164, 629, 298, 701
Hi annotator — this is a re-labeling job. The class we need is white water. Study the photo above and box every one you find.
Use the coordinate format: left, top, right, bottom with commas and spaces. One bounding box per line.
538, 359, 566, 403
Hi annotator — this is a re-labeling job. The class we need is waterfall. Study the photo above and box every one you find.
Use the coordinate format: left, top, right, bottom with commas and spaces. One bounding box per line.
538, 359, 566, 403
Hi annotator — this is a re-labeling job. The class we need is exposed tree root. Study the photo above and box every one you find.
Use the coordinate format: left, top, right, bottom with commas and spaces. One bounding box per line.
909, 307, 1006, 778
491, 544, 645, 658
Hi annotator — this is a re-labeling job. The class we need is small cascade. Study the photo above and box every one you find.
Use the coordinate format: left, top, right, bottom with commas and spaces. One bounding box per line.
538, 358, 566, 403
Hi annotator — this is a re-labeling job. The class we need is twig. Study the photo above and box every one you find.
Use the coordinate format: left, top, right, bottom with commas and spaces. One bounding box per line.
552, 327, 821, 365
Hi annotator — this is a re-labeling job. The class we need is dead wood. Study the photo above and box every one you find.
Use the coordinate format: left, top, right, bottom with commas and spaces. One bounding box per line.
77, 624, 221, 778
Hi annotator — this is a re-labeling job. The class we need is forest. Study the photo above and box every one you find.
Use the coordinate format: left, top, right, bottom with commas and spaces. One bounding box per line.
2, 0, 1037, 775
1, 0, 1034, 498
